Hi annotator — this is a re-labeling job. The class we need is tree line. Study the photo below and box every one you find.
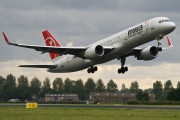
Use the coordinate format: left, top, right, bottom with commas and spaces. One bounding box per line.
0, 74, 180, 101
0, 74, 118, 101
122, 80, 180, 101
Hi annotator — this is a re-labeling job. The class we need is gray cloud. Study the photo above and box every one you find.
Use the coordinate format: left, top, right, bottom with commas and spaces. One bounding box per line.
0, 0, 179, 66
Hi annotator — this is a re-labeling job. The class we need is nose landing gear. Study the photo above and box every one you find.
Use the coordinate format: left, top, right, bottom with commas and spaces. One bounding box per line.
156, 36, 163, 52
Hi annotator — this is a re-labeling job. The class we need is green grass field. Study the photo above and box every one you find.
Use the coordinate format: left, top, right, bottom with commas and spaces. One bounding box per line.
0, 107, 180, 120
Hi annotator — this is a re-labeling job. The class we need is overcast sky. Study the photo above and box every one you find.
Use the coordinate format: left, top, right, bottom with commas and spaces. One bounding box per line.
0, 0, 180, 90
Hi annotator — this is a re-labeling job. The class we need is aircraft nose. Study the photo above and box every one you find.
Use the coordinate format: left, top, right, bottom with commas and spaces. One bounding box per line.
168, 22, 176, 32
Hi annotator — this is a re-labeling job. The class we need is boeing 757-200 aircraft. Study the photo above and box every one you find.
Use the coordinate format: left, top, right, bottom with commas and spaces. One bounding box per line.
2, 17, 176, 74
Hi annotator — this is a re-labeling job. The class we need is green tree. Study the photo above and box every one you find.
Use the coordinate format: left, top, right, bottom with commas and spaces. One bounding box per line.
6, 74, 16, 87
107, 79, 118, 93
95, 79, 105, 92
42, 78, 51, 90
136, 90, 149, 101
30, 77, 41, 98
153, 80, 163, 100
142, 92, 149, 101
167, 88, 180, 101
121, 83, 126, 93
64, 78, 73, 93
130, 81, 139, 93
41, 77, 51, 97
3, 74, 17, 100
136, 89, 143, 100
164, 80, 173, 91
85, 78, 96, 99
17, 75, 29, 87
74, 79, 85, 100
0, 76, 6, 100
17, 75, 30, 100
53, 78, 63, 93
177, 81, 180, 89
0, 76, 5, 90
163, 80, 173, 100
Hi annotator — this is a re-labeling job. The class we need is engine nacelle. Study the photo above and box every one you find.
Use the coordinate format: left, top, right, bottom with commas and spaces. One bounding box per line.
138, 46, 158, 61
84, 45, 104, 60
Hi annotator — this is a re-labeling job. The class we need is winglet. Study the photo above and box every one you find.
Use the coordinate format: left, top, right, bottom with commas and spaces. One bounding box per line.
162, 36, 173, 50
167, 36, 173, 47
2, 32, 9, 43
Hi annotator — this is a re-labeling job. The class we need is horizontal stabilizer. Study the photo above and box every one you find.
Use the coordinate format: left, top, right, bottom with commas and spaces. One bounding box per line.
18, 65, 57, 68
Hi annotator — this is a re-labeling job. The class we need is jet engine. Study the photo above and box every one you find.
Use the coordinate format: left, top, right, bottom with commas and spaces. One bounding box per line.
138, 46, 158, 60
84, 45, 104, 60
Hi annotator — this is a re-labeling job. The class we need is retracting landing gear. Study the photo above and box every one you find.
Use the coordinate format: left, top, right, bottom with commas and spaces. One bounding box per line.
87, 66, 98, 74
118, 57, 128, 74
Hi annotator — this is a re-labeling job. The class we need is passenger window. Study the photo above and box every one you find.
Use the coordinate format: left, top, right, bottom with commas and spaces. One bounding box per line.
162, 20, 164, 22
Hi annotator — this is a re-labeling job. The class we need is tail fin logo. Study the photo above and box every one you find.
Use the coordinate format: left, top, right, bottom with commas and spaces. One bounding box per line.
45, 37, 60, 47
45, 37, 60, 59
42, 30, 61, 60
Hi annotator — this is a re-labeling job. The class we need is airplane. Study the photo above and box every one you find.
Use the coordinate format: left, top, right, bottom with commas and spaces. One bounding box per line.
2, 17, 176, 74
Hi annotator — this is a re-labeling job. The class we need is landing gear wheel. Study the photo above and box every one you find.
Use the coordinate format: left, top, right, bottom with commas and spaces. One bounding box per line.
87, 66, 98, 73
87, 68, 91, 73
158, 47, 162, 52
94, 66, 98, 71
118, 69, 122, 74
117, 66, 128, 74
124, 66, 128, 72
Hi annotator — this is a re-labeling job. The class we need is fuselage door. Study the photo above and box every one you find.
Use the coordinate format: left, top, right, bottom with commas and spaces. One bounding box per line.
124, 30, 128, 40
150, 20, 154, 30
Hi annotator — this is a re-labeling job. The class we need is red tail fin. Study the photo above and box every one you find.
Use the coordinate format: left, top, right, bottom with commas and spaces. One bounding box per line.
42, 30, 61, 60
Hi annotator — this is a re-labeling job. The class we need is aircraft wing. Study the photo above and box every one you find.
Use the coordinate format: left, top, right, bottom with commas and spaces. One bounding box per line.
3, 32, 113, 57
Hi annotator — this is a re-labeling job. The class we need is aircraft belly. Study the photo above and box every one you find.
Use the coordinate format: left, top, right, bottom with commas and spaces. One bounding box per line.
65, 58, 90, 72
49, 58, 90, 73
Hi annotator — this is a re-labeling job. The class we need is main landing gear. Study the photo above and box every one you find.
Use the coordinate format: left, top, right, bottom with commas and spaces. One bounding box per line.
118, 57, 128, 74
118, 66, 128, 74
87, 66, 98, 73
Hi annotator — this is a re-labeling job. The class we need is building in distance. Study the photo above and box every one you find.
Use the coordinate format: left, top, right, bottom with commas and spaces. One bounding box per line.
45, 94, 79, 102
90, 92, 155, 104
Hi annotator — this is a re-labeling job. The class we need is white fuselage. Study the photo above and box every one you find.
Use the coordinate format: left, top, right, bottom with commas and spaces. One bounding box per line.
48, 17, 176, 73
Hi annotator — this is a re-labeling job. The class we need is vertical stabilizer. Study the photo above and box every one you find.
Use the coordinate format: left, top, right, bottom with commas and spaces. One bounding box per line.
42, 30, 61, 62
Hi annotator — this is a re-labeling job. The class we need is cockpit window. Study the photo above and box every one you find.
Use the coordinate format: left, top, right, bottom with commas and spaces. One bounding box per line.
159, 19, 170, 23
165, 19, 170, 22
